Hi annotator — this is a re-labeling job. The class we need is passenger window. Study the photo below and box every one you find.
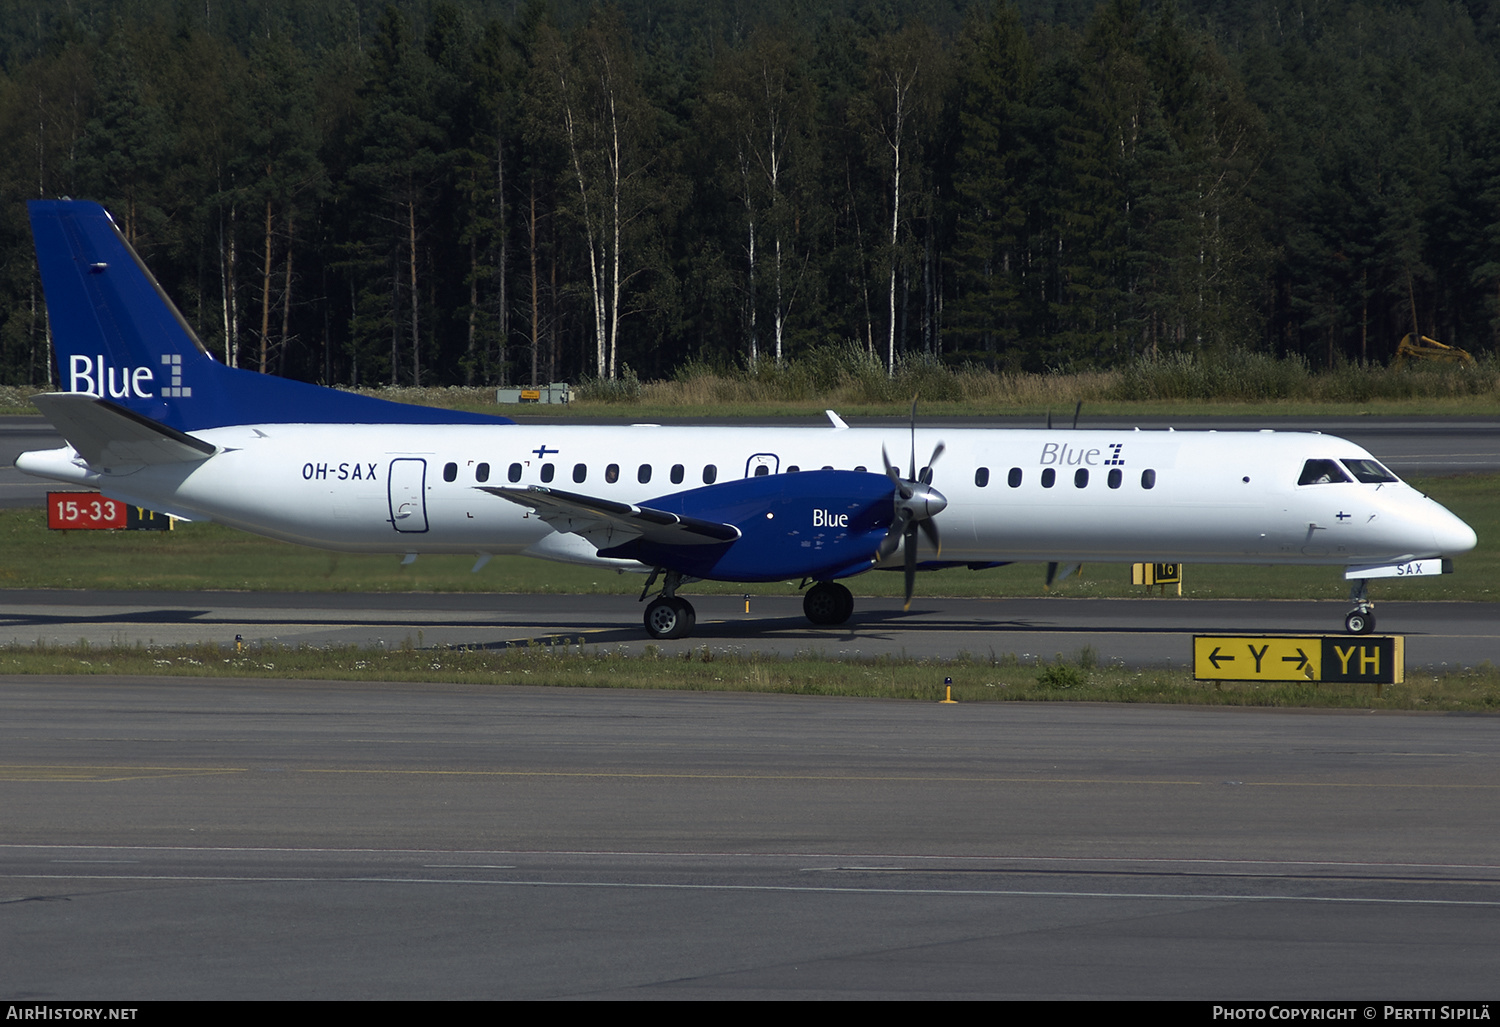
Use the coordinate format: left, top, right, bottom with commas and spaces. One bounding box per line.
1107, 468, 1122, 489
540, 463, 555, 483
443, 462, 457, 482
476, 463, 490, 483
573, 463, 587, 483
1141, 469, 1156, 490
1008, 467, 1022, 488
787, 465, 800, 473
854, 465, 867, 473
975, 467, 990, 487
1298, 459, 1351, 486
1041, 468, 1056, 488
821, 465, 834, 470
605, 463, 620, 484
670, 464, 684, 484
638, 464, 652, 484
1074, 468, 1088, 488
754, 465, 770, 477
508, 462, 522, 483
702, 465, 717, 484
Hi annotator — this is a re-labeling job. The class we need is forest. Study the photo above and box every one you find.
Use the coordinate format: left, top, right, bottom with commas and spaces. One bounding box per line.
0, 0, 1496, 389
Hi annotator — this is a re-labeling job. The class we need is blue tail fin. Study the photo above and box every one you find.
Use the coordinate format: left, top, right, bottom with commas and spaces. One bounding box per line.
28, 199, 511, 431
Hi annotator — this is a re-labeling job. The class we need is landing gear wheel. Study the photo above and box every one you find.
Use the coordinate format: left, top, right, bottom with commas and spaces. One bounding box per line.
1345, 610, 1375, 635
644, 596, 695, 640
803, 582, 854, 626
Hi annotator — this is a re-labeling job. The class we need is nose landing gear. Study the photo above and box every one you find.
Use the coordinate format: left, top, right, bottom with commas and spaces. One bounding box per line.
1345, 579, 1375, 635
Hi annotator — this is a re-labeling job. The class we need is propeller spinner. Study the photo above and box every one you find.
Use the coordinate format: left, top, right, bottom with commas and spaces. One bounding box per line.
877, 399, 948, 610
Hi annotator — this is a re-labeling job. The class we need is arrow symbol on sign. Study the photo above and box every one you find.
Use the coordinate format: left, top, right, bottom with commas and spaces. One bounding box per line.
1209, 647, 1234, 669
1281, 649, 1309, 671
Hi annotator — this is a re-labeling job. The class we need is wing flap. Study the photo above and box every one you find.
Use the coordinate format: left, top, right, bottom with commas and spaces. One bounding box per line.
32, 392, 217, 469
479, 485, 741, 548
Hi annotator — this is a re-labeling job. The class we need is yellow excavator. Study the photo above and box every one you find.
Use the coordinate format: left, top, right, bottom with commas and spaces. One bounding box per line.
1393, 333, 1475, 367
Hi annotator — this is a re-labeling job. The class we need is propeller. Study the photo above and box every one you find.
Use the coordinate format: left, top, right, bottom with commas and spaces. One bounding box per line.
1044, 561, 1081, 589
876, 398, 948, 610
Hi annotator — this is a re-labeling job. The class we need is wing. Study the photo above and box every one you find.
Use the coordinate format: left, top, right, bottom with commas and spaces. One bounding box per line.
32, 392, 217, 470
479, 485, 741, 550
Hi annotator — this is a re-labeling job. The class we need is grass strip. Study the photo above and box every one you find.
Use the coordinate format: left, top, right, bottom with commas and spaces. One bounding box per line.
2, 638, 1496, 712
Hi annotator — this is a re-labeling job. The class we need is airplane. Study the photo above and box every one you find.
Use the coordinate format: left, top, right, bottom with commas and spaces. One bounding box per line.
16, 199, 1479, 639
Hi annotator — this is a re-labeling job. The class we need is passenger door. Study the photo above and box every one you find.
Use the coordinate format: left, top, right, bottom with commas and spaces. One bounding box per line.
387, 458, 429, 533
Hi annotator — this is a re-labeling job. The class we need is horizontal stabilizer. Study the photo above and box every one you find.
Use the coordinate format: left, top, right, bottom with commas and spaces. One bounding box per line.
32, 392, 216, 469
480, 485, 741, 550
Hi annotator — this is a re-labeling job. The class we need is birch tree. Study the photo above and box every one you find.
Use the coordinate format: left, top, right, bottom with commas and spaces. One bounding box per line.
528, 10, 662, 379
707, 27, 816, 368
858, 24, 941, 374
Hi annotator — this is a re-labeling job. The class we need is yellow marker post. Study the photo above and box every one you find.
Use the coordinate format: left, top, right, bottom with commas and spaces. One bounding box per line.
939, 676, 957, 703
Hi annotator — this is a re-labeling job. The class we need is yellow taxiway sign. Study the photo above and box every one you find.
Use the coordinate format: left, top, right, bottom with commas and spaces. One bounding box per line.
1193, 635, 1403, 684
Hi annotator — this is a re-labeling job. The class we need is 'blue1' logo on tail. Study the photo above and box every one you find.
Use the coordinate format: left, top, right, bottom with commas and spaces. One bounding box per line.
67, 355, 175, 399
67, 354, 189, 399
160, 354, 191, 397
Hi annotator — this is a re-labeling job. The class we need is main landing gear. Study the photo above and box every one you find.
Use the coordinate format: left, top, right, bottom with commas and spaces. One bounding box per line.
1345, 578, 1375, 635
644, 595, 696, 639
640, 571, 855, 639
641, 568, 696, 640
803, 581, 854, 626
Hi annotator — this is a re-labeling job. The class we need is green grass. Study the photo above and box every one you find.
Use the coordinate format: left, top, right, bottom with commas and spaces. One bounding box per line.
5, 351, 1499, 419
518, 396, 1500, 420
1, 639, 1496, 711
1, 473, 1491, 601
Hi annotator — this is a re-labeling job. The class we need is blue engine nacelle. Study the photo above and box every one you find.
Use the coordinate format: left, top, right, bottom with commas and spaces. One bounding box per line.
600, 470, 894, 582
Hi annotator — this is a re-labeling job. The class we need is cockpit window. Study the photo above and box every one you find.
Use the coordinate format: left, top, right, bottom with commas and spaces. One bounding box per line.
1341, 459, 1398, 484
1298, 459, 1352, 485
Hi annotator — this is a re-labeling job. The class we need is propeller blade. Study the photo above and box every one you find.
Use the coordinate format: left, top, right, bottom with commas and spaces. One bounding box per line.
881, 444, 911, 499
919, 517, 941, 557
1045, 562, 1080, 589
902, 521, 918, 610
878, 507, 911, 560
879, 397, 945, 611
923, 441, 945, 483
908, 396, 919, 481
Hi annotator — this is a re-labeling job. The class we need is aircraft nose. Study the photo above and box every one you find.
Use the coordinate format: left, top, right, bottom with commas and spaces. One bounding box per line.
1433, 510, 1477, 555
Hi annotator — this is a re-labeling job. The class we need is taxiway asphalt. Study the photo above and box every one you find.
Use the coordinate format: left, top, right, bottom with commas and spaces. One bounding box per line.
1, 589, 1496, 670
3, 676, 1498, 999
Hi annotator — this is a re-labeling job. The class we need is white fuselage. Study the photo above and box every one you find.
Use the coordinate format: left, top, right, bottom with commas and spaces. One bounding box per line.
17, 423, 1476, 575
